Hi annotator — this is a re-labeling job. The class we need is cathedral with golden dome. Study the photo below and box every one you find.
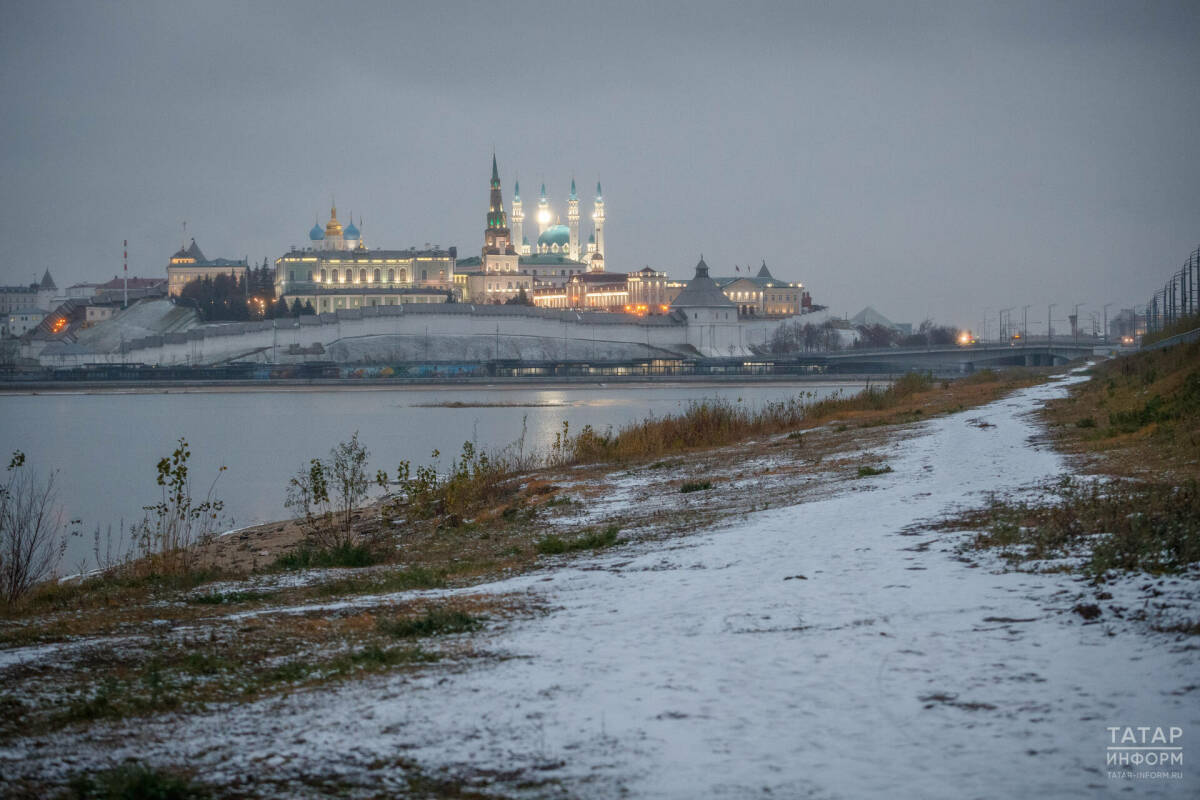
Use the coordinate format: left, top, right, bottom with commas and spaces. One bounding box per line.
273, 202, 456, 314
306, 203, 364, 252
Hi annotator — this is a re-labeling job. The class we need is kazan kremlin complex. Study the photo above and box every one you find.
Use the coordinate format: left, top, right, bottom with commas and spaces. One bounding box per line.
16, 157, 819, 368
271, 156, 809, 319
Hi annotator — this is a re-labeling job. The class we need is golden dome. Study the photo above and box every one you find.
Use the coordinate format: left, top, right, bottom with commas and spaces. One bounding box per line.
324, 204, 343, 238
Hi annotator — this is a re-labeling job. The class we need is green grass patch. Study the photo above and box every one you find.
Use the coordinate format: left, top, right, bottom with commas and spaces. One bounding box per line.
66, 763, 211, 799
273, 543, 380, 570
856, 465, 894, 478
680, 480, 713, 493
187, 590, 269, 605
535, 525, 621, 555
377, 607, 481, 638
957, 478, 1200, 576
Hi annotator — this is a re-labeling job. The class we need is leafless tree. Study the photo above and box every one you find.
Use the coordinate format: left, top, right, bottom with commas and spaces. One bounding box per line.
0, 452, 74, 605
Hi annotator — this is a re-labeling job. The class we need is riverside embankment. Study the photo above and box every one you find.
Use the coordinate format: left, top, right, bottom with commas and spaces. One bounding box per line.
2, 365, 1196, 798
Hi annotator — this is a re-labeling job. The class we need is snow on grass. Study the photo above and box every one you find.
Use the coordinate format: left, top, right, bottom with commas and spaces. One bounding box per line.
5, 372, 1198, 797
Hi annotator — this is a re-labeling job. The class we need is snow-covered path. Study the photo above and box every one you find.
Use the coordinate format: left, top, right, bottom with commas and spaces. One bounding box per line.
19, 375, 1200, 797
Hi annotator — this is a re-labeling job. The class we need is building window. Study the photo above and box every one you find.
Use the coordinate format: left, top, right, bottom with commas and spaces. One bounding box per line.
331, 269, 339, 283
398, 269, 407, 283
421, 269, 427, 281
387, 269, 394, 282
373, 269, 381, 283
320, 269, 327, 282
289, 270, 295, 281
360, 269, 367, 283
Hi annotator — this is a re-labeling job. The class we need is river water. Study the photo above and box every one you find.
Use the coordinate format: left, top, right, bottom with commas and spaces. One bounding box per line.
1, 381, 863, 570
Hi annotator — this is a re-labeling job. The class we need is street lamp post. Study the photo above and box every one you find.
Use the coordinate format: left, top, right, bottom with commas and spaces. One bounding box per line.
1021, 304, 1032, 345
1048, 304, 1056, 345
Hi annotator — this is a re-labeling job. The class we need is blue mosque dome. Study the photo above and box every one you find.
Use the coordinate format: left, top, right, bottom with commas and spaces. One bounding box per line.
537, 224, 570, 248
309, 221, 325, 241
344, 219, 360, 240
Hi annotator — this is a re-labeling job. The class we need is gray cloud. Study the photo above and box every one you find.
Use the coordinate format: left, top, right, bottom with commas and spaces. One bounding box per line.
2, 0, 1197, 330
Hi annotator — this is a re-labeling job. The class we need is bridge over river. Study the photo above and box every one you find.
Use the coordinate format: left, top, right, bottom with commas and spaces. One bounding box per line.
812, 338, 1100, 374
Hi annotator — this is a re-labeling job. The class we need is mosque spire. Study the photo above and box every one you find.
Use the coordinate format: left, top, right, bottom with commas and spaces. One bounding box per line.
567, 176, 580, 260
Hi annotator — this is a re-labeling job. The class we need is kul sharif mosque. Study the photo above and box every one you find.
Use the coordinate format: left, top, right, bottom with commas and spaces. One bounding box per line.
512, 177, 606, 265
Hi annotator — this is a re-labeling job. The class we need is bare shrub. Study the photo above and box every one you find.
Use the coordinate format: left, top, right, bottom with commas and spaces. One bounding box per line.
0, 451, 75, 605
131, 439, 226, 576
286, 432, 371, 549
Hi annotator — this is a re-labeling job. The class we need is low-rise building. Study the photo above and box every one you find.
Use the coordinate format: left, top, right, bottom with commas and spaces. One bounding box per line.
167, 239, 249, 297
4, 308, 46, 338
713, 261, 804, 317
0, 270, 58, 316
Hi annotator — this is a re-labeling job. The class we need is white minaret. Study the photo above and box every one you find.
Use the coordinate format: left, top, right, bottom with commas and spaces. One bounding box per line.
511, 179, 526, 255
592, 181, 606, 260
536, 182, 551, 237
567, 178, 580, 262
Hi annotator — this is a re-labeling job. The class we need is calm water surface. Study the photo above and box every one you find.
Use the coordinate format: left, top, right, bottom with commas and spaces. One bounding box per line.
2, 381, 864, 568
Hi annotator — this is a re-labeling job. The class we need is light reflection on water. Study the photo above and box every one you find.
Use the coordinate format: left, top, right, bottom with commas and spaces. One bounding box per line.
2, 381, 864, 568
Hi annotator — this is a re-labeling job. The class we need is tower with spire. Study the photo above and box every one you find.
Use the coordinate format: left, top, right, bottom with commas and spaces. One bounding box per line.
592, 182, 605, 261
536, 183, 551, 238
483, 156, 519, 274
512, 179, 528, 256
567, 178, 581, 262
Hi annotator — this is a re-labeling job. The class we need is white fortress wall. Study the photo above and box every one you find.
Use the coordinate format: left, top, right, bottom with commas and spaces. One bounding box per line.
38, 305, 794, 366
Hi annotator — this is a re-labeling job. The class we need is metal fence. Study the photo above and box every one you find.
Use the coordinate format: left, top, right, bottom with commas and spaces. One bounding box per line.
1146, 245, 1200, 333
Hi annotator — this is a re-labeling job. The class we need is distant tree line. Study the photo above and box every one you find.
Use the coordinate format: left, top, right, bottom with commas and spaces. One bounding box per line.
761, 318, 961, 355
179, 259, 314, 321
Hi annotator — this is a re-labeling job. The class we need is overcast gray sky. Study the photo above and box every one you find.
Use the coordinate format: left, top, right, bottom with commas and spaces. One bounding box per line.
2, 0, 1197, 330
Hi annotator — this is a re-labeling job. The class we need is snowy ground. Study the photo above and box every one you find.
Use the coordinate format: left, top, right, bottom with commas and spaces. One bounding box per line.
5, 373, 1199, 797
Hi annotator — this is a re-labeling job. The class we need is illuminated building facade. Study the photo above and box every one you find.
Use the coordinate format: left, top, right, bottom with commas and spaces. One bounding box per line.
274, 204, 457, 313
713, 261, 804, 317
461, 158, 598, 303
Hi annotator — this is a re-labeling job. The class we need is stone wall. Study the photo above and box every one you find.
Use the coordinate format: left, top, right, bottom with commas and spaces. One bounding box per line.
37, 304, 792, 366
